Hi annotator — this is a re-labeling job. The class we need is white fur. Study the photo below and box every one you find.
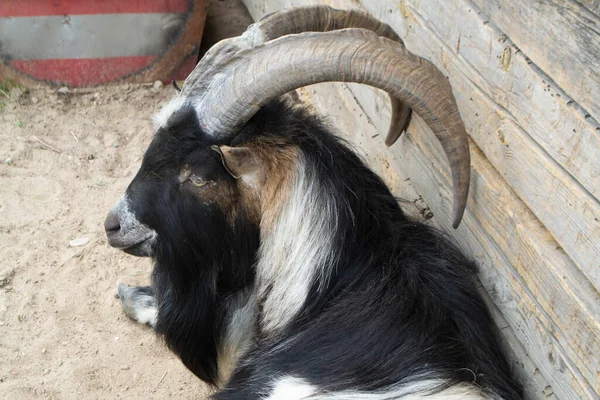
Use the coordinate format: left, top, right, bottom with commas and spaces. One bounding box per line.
265, 376, 317, 400
264, 376, 494, 400
117, 283, 158, 327
217, 291, 258, 386
256, 158, 339, 332
131, 300, 158, 326
110, 194, 157, 254
152, 96, 186, 129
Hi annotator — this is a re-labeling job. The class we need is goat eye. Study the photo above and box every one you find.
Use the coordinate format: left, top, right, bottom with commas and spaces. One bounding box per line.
189, 174, 204, 186
188, 174, 216, 188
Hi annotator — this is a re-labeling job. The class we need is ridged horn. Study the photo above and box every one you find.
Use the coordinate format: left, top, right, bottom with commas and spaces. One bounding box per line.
195, 29, 470, 228
257, 6, 404, 44
183, 6, 411, 143
257, 6, 411, 144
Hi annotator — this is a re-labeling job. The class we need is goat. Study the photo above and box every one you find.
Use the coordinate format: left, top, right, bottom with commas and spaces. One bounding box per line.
105, 6, 521, 399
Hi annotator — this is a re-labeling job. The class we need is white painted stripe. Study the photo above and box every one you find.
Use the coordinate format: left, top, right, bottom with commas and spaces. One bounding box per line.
0, 13, 187, 60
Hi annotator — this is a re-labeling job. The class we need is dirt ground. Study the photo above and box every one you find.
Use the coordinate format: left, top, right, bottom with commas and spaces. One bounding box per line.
0, 1, 254, 399
0, 84, 214, 399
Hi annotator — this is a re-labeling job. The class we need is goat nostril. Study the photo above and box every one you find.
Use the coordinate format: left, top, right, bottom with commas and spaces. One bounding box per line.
104, 212, 121, 233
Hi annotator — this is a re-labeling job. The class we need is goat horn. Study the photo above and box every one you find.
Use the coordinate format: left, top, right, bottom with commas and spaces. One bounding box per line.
257, 6, 404, 44
256, 6, 411, 145
196, 29, 470, 228
183, 6, 411, 144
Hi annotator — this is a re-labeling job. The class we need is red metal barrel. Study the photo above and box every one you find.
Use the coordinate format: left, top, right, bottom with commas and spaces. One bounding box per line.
0, 0, 208, 87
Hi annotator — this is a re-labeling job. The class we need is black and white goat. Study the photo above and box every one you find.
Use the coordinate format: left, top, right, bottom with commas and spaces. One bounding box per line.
105, 6, 521, 399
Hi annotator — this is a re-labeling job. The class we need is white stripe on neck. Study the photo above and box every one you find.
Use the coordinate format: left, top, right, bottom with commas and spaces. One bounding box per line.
256, 157, 338, 333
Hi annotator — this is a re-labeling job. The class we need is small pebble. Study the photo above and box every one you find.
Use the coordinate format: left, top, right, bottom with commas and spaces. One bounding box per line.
57, 87, 70, 95
153, 80, 164, 90
5, 157, 13, 165
114, 336, 119, 341
69, 237, 89, 247
31, 96, 39, 104
41, 348, 47, 354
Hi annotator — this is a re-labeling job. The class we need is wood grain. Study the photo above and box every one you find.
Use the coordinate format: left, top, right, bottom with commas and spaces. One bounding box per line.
305, 80, 597, 399
468, 0, 600, 122
355, 0, 600, 297
245, 0, 600, 302
242, 0, 600, 397
481, 289, 559, 400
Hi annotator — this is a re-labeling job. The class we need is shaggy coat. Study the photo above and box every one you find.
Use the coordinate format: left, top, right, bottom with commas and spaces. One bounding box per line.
111, 98, 522, 400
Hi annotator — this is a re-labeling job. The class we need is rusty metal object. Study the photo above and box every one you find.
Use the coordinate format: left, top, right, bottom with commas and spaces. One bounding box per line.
0, 0, 208, 87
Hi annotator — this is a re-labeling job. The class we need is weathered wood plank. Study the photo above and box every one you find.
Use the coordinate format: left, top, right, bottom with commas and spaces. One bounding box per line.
243, 0, 600, 289
354, 0, 600, 302
350, 79, 600, 395
481, 289, 559, 400
398, 114, 600, 398
348, 86, 600, 398
363, 0, 600, 204
242, 0, 600, 396
579, 0, 600, 16
347, 65, 600, 394
468, 0, 600, 123
302, 81, 597, 399
302, 87, 561, 400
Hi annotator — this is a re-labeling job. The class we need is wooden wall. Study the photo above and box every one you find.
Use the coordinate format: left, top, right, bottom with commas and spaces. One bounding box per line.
242, 1, 600, 399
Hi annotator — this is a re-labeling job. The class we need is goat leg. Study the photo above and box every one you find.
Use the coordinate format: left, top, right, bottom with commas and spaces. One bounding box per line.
116, 283, 158, 328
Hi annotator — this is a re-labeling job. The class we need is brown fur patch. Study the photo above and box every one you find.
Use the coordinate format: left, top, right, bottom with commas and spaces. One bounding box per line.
180, 138, 299, 228
232, 138, 299, 230
180, 168, 241, 226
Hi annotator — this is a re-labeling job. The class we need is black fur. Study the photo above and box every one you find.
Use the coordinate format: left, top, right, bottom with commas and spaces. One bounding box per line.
121, 100, 522, 399
125, 106, 260, 383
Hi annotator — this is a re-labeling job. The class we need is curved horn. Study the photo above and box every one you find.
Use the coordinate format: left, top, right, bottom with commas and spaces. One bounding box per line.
196, 29, 470, 228
257, 6, 403, 44
256, 6, 411, 145
183, 6, 411, 143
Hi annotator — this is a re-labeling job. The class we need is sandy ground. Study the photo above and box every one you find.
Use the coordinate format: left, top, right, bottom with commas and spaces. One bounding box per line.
0, 84, 211, 399
0, 1, 253, 398
0, 84, 420, 400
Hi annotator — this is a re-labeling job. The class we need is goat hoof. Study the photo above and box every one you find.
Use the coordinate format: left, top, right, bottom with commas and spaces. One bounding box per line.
116, 283, 157, 327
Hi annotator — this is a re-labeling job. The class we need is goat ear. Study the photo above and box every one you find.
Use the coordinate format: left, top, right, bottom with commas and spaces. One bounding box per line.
211, 145, 263, 183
